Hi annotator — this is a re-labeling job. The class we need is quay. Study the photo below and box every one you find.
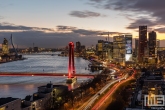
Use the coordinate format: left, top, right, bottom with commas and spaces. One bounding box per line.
0, 57, 27, 64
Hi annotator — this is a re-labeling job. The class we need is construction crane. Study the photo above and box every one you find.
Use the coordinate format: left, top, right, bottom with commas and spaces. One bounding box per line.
100, 32, 110, 42
99, 32, 111, 61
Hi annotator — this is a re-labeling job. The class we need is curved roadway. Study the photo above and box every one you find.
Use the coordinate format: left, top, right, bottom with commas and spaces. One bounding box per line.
78, 69, 129, 110
92, 69, 136, 110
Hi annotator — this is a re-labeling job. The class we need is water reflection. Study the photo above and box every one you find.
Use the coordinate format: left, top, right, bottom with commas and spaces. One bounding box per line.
24, 84, 35, 90
0, 53, 98, 98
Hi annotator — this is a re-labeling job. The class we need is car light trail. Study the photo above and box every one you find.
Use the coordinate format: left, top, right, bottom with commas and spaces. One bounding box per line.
92, 69, 136, 110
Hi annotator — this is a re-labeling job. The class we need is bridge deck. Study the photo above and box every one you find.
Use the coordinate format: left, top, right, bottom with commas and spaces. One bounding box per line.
0, 72, 95, 77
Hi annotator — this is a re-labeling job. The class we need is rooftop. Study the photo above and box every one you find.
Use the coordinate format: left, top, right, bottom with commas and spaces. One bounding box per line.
0, 97, 19, 106
24, 95, 32, 101
38, 84, 67, 89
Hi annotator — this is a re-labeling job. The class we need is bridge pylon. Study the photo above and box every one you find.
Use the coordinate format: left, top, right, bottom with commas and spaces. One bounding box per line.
66, 42, 77, 83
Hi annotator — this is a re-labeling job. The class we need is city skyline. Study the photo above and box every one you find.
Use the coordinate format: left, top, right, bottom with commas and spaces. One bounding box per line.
0, 0, 165, 48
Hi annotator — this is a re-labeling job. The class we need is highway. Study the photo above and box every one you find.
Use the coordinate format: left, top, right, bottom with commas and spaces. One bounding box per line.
91, 69, 136, 110
78, 69, 129, 110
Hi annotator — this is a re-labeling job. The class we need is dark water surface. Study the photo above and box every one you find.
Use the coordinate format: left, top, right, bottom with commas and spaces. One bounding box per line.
0, 52, 98, 98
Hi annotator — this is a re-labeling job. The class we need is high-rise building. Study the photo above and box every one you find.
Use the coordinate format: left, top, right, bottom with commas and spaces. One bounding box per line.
148, 31, 156, 57
2, 38, 9, 55
80, 45, 86, 55
96, 40, 113, 60
156, 40, 160, 48
135, 38, 139, 58
76, 41, 81, 53
97, 40, 104, 59
103, 41, 112, 61
113, 35, 125, 63
33, 47, 38, 52
138, 26, 147, 62
155, 40, 160, 58
107, 42, 113, 61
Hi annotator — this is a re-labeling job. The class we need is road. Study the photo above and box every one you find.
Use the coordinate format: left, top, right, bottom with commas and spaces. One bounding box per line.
91, 69, 136, 110
78, 69, 129, 110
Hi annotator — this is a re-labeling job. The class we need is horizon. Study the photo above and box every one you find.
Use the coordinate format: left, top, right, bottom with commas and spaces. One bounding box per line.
1, 38, 165, 49
0, 0, 165, 48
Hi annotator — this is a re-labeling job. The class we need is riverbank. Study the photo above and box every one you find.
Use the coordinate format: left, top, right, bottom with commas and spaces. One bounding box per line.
0, 54, 95, 98
0, 57, 27, 64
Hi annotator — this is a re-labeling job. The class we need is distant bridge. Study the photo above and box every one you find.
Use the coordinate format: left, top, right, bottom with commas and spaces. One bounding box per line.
0, 72, 96, 78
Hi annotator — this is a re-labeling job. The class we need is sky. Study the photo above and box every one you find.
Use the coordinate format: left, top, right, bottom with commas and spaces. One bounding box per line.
0, 0, 165, 48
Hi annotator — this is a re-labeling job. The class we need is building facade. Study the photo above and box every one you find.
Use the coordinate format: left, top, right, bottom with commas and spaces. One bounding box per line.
135, 38, 139, 59
138, 26, 147, 63
107, 42, 113, 61
76, 41, 81, 53
0, 98, 22, 110
33, 47, 38, 52
113, 35, 125, 64
96, 40, 113, 61
125, 35, 133, 61
155, 40, 160, 58
2, 38, 9, 55
148, 31, 156, 57
97, 40, 104, 60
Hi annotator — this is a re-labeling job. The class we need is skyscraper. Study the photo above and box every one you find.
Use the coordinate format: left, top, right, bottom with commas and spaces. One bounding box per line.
148, 31, 156, 57
113, 35, 125, 64
156, 40, 160, 48
76, 41, 81, 53
125, 35, 132, 61
97, 40, 104, 59
2, 38, 9, 55
138, 26, 147, 63
135, 38, 139, 58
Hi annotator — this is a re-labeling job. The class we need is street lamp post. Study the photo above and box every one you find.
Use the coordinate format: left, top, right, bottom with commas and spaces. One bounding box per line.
142, 100, 144, 110
52, 88, 56, 107
71, 90, 74, 110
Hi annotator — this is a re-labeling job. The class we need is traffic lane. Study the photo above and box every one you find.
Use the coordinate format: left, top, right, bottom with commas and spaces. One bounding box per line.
92, 69, 136, 110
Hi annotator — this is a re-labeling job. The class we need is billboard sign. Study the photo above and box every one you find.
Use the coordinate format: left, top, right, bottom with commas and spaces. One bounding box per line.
125, 36, 132, 54
125, 54, 132, 61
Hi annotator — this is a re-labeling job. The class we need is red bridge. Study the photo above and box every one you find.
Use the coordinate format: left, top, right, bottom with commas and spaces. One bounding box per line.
0, 42, 94, 81
0, 72, 95, 78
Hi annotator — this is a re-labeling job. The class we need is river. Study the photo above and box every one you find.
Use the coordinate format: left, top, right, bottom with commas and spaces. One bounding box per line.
0, 52, 99, 99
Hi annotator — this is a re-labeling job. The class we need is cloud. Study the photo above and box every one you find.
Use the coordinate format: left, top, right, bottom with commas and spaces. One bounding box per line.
90, 0, 103, 2
0, 30, 107, 48
69, 10, 105, 18
154, 27, 165, 33
88, 0, 165, 33
56, 25, 77, 32
0, 22, 54, 32
126, 18, 157, 29
72, 29, 101, 35
89, 0, 165, 13
56, 25, 124, 36
0, 22, 130, 48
